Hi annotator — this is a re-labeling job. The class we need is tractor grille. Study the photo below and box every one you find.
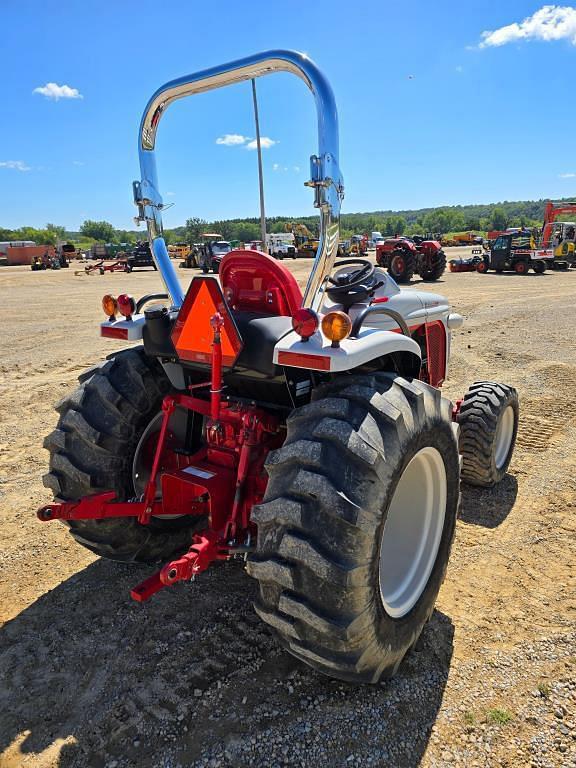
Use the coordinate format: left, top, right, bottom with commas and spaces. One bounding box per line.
425, 321, 446, 387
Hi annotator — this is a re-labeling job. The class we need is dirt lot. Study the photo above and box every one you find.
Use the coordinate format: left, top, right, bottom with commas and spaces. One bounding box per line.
0, 253, 575, 768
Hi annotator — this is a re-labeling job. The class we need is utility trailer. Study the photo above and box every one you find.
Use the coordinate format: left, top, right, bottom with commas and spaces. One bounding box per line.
40, 50, 519, 684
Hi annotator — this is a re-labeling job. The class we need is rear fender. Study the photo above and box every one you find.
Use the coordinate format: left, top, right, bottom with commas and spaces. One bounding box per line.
273, 328, 421, 373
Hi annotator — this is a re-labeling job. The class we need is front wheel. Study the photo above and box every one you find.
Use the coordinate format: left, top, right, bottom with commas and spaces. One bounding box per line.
514, 260, 529, 275
458, 382, 519, 487
388, 248, 416, 283
247, 373, 459, 683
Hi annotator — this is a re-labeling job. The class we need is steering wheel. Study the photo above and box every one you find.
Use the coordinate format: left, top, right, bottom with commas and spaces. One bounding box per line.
326, 259, 375, 294
325, 258, 379, 308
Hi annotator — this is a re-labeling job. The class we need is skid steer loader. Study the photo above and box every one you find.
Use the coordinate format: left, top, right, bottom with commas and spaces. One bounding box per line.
40, 50, 519, 683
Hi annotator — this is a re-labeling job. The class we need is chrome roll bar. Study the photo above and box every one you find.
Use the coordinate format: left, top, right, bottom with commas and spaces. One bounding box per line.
134, 49, 343, 310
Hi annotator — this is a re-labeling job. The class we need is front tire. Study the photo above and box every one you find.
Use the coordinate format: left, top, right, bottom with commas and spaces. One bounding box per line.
43, 348, 205, 563
458, 382, 519, 487
388, 249, 416, 283
247, 373, 459, 683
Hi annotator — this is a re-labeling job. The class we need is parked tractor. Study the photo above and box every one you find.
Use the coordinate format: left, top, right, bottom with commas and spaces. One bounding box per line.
375, 235, 447, 283
40, 50, 519, 684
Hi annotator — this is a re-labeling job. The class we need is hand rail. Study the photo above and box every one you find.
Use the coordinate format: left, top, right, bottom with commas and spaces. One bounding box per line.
134, 50, 343, 309
350, 306, 411, 338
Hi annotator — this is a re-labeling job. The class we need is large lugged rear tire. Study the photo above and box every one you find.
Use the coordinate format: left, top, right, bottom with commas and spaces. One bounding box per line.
43, 347, 203, 563
420, 249, 447, 282
458, 381, 519, 487
247, 373, 460, 683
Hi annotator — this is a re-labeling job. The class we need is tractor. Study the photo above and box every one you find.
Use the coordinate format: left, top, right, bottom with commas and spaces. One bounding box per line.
40, 50, 519, 684
375, 235, 447, 283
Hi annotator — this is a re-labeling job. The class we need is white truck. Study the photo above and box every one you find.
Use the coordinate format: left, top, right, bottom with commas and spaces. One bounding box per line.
266, 233, 297, 259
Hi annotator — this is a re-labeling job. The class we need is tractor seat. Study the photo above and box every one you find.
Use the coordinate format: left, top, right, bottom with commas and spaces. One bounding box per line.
233, 312, 292, 377
220, 249, 303, 317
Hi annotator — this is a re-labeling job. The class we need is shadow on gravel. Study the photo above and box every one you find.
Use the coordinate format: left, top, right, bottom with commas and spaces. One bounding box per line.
0, 557, 454, 768
460, 474, 518, 528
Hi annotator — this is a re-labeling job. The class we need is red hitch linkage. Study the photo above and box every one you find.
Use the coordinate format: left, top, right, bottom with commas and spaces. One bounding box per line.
130, 531, 229, 602
209, 311, 224, 422
38, 310, 269, 603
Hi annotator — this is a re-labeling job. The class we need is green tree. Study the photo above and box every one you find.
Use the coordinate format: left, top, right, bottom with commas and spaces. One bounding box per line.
46, 223, 66, 240
491, 207, 507, 231
184, 217, 208, 243
80, 219, 116, 242
210, 220, 234, 240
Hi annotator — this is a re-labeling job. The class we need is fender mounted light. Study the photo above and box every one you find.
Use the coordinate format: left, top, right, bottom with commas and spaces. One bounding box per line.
102, 294, 118, 321
321, 310, 352, 347
291, 308, 319, 341
117, 293, 136, 320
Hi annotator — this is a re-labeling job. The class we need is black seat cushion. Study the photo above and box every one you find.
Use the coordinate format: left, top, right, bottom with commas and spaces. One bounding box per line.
233, 312, 293, 377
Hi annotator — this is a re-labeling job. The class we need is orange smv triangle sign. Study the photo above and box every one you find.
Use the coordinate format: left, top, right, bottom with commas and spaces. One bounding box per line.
171, 277, 243, 366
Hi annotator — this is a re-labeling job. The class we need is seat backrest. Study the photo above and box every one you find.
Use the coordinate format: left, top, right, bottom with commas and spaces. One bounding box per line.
219, 249, 303, 316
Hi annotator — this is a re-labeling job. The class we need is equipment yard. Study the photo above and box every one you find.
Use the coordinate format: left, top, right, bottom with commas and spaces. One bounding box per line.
1, 250, 575, 768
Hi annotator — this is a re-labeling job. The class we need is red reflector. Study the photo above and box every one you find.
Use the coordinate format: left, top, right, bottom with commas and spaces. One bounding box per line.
101, 326, 129, 339
291, 308, 319, 340
277, 351, 331, 370
371, 296, 389, 304
172, 277, 243, 366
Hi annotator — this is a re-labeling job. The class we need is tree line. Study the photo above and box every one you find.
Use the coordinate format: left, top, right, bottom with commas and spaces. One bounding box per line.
1, 197, 571, 246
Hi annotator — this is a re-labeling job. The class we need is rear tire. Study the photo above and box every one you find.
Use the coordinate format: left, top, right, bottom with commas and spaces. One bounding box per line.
247, 373, 459, 683
43, 347, 205, 563
458, 381, 519, 487
477, 261, 488, 273
420, 250, 447, 282
532, 261, 546, 274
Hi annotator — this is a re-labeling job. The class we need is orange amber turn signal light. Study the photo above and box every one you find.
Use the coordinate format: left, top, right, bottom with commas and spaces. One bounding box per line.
102, 294, 118, 320
321, 310, 352, 346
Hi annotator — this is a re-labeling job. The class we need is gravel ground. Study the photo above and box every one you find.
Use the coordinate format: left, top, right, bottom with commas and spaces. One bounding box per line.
0, 253, 575, 767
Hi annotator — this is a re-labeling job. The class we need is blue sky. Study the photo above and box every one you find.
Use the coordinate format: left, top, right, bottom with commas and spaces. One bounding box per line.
2, 1, 576, 230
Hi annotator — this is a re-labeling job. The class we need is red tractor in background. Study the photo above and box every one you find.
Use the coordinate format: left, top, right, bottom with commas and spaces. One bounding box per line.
376, 235, 446, 283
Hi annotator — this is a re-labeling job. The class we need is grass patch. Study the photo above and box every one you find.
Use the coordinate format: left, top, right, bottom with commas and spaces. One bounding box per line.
537, 682, 551, 698
486, 708, 514, 725
463, 711, 476, 726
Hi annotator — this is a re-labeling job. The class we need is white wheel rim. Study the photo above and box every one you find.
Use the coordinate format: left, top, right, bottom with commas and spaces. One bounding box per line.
494, 405, 514, 469
379, 447, 447, 618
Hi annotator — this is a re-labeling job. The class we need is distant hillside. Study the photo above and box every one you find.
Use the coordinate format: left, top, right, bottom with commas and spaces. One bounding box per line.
11, 196, 571, 247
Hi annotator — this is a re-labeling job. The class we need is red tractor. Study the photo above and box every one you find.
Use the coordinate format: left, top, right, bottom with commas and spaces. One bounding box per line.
376, 235, 446, 283
39, 51, 519, 684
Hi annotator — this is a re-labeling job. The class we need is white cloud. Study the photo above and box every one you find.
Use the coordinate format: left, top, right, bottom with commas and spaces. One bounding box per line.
33, 82, 83, 100
0, 160, 31, 172
166, 191, 176, 196
559, 172, 576, 178
245, 137, 277, 150
455, 65, 464, 72
293, 165, 301, 172
73, 160, 84, 166
272, 163, 280, 171
216, 134, 249, 146
479, 5, 576, 48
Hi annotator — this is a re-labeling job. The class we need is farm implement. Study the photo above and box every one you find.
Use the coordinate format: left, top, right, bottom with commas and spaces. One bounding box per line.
83, 259, 131, 275
40, 50, 519, 683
